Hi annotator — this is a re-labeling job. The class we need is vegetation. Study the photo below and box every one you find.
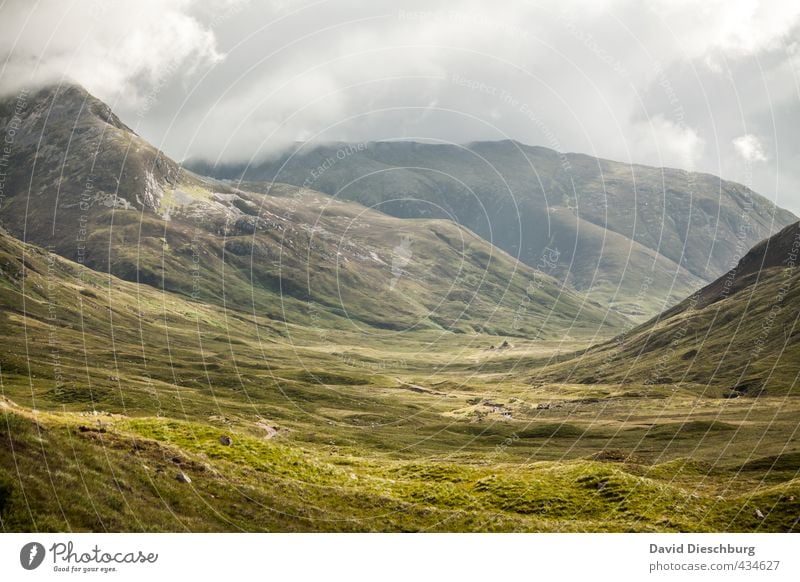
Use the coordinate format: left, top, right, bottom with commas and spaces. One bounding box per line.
187, 141, 797, 319
0, 84, 798, 533
534, 222, 800, 392
1, 224, 799, 532
3, 399, 799, 532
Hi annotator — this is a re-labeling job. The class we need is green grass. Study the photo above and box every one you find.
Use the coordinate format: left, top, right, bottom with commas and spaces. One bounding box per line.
2, 407, 799, 532
2, 233, 798, 532
533, 267, 800, 393
2, 85, 800, 533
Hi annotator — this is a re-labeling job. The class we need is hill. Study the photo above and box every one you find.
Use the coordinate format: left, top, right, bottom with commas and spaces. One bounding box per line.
0, 83, 626, 338
187, 141, 797, 319
537, 221, 800, 394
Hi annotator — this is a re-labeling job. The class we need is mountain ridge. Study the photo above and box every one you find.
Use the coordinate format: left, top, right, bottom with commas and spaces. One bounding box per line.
535, 220, 800, 393
187, 139, 797, 319
0, 82, 626, 338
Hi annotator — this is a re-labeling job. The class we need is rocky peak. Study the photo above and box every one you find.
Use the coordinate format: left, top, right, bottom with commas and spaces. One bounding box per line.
0, 82, 181, 218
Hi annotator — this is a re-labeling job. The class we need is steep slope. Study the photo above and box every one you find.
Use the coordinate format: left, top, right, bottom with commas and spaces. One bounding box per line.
538, 221, 800, 393
188, 141, 797, 319
0, 84, 626, 338
0, 83, 182, 222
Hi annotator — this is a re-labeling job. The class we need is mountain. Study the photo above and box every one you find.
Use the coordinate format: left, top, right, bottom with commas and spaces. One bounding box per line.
537, 221, 800, 394
187, 141, 797, 320
2, 84, 799, 534
0, 83, 626, 338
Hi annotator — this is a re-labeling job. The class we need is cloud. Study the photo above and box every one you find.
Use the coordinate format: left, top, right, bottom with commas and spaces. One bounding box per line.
733, 134, 768, 162
0, 0, 223, 106
2, 0, 799, 212
647, 0, 800, 63
633, 115, 706, 169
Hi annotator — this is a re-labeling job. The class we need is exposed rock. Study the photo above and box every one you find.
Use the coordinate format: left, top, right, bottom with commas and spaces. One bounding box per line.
754, 508, 765, 519
77, 425, 106, 434
218, 435, 233, 446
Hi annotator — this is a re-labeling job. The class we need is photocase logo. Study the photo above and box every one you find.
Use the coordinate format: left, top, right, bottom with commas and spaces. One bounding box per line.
20, 542, 46, 570
389, 236, 413, 290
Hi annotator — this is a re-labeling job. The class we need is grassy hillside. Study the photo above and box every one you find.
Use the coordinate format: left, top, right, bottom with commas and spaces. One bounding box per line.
188, 140, 797, 319
534, 222, 800, 393
1, 227, 799, 532
0, 84, 625, 339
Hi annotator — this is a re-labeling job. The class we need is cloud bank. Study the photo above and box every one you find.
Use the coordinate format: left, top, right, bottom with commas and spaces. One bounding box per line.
1, 0, 799, 212
0, 0, 224, 106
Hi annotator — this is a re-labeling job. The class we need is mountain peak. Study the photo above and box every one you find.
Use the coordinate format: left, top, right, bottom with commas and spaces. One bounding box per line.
19, 81, 134, 135
0, 83, 180, 248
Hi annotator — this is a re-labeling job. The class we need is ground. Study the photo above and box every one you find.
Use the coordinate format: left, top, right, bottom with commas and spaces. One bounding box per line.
2, 329, 799, 533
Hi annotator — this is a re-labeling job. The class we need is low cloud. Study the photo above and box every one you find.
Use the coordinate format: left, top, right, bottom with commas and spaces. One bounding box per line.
733, 134, 768, 162
1, 0, 799, 212
0, 0, 224, 107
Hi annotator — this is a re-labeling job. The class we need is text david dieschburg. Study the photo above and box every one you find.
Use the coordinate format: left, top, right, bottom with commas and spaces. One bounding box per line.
650, 543, 756, 557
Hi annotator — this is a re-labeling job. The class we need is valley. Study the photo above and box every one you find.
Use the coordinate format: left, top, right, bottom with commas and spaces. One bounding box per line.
0, 84, 799, 533
1, 224, 798, 533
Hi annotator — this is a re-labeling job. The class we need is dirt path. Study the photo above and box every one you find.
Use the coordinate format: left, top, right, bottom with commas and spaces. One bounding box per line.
394, 378, 446, 396
255, 420, 278, 439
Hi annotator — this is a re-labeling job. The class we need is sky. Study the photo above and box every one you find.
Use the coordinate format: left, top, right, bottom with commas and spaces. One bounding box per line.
1, 0, 800, 213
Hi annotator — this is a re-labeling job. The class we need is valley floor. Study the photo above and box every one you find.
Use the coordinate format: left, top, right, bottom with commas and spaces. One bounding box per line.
2, 331, 799, 533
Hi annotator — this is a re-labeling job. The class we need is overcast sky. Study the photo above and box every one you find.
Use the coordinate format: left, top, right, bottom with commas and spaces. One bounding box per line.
2, 0, 800, 213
